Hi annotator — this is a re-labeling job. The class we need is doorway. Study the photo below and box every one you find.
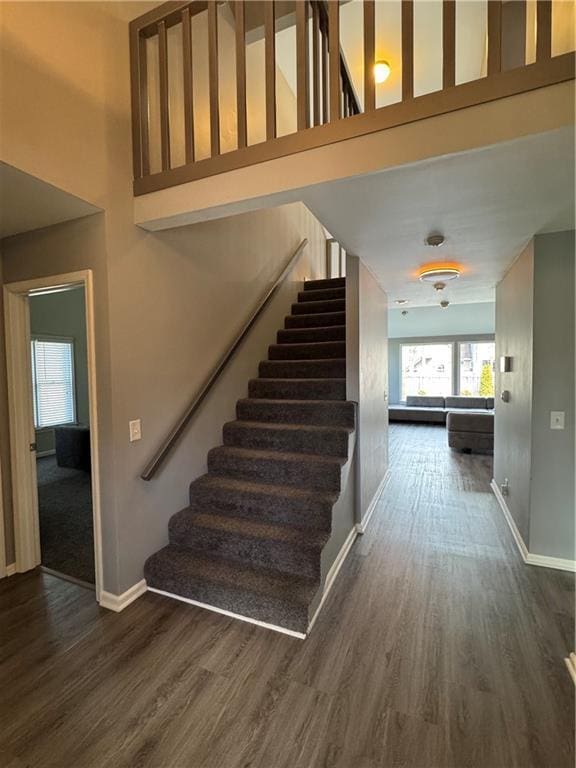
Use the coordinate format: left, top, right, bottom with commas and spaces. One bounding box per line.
3, 271, 102, 598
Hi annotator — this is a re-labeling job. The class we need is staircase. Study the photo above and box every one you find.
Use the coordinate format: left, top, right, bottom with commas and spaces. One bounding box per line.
144, 276, 355, 635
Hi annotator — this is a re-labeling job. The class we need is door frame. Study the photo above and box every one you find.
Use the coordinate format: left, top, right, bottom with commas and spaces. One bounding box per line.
3, 270, 103, 599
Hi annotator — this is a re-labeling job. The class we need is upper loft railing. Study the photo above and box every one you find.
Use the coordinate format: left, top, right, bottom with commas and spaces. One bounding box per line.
130, 0, 576, 196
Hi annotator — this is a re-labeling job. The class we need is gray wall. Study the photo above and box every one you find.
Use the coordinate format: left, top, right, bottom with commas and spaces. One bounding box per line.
389, 334, 495, 404
29, 287, 89, 454
494, 242, 534, 545
389, 302, 495, 339
529, 231, 575, 560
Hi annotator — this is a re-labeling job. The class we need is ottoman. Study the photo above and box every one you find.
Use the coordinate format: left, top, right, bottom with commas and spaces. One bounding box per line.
446, 411, 494, 455
55, 425, 91, 472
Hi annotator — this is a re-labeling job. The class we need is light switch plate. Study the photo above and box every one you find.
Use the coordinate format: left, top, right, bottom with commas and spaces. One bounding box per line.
550, 411, 565, 430
129, 419, 142, 442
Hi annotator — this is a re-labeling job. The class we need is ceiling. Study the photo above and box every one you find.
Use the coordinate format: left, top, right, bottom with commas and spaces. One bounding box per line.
0, 163, 99, 240
302, 126, 575, 307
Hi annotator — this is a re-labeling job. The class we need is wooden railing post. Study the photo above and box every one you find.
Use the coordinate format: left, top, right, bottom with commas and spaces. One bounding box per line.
130, 25, 150, 179
265, 1, 277, 140
182, 7, 195, 164
296, 1, 310, 131
487, 1, 502, 75
328, 0, 340, 121
158, 20, 171, 171
363, 0, 375, 113
402, 0, 414, 100
208, 1, 220, 157
312, 3, 320, 126
235, 0, 247, 149
443, 0, 456, 88
536, 0, 552, 60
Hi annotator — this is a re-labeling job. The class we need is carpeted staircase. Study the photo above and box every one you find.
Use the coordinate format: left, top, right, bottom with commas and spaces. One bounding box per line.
144, 276, 354, 634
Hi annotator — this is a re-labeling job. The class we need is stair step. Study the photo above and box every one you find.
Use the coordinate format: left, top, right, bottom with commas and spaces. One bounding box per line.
223, 420, 351, 457
258, 358, 346, 379
291, 298, 345, 315
188, 475, 336, 530
285, 311, 346, 329
304, 277, 345, 291
208, 446, 345, 491
297, 287, 345, 303
269, 340, 346, 360
237, 398, 355, 427
277, 325, 345, 344
248, 378, 346, 401
169, 511, 328, 579
144, 546, 318, 633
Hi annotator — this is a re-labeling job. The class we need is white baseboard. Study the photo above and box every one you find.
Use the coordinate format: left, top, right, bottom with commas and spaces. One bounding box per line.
491, 480, 576, 573
36, 449, 56, 458
308, 525, 358, 633
147, 587, 306, 640
99, 579, 147, 612
565, 653, 576, 685
6, 563, 16, 577
356, 469, 391, 534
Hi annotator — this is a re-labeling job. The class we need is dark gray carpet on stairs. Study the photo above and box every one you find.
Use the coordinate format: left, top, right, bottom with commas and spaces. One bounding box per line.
37, 456, 95, 584
145, 276, 354, 633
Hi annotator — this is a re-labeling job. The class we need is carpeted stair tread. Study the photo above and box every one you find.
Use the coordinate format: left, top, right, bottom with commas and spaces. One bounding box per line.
145, 546, 318, 631
248, 378, 346, 401
291, 298, 345, 315
304, 277, 345, 291
258, 358, 346, 379
236, 398, 355, 427
188, 474, 337, 530
223, 419, 351, 456
297, 287, 345, 303
277, 325, 345, 344
285, 311, 346, 328
268, 340, 346, 360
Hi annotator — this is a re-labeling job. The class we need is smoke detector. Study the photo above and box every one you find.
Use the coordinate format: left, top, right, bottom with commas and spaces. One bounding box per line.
425, 233, 445, 247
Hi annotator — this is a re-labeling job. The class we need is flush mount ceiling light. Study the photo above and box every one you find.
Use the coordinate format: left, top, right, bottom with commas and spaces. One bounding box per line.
418, 265, 461, 283
426, 233, 445, 247
374, 60, 391, 84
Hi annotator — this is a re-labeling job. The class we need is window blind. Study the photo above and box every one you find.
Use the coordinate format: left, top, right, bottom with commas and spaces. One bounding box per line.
31, 338, 76, 428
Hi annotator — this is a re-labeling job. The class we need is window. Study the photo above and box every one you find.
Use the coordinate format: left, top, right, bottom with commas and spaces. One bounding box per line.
458, 341, 496, 397
401, 343, 453, 400
31, 337, 76, 428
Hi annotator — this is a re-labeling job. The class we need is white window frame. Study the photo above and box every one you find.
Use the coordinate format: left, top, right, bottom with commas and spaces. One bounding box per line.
400, 341, 454, 401
30, 334, 77, 430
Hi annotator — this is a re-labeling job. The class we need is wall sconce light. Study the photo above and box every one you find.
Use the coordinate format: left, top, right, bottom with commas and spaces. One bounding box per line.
374, 60, 391, 84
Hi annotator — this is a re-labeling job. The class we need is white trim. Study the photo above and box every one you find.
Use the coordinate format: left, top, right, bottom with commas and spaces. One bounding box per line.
491, 480, 576, 573
147, 586, 307, 639
564, 653, 576, 686
356, 469, 391, 534
36, 449, 56, 459
308, 525, 358, 633
99, 579, 147, 612
4, 271, 104, 600
0, 456, 5, 578
6, 563, 16, 577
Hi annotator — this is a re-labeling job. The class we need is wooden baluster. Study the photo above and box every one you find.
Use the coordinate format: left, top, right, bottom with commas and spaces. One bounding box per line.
487, 1, 502, 75
235, 0, 247, 149
364, 0, 375, 112
322, 17, 328, 123
158, 20, 171, 171
443, 0, 456, 88
182, 8, 195, 164
328, 0, 340, 121
536, 0, 552, 60
296, 1, 309, 130
312, 3, 320, 126
208, 1, 220, 156
265, 1, 276, 140
130, 27, 150, 178
402, 0, 414, 99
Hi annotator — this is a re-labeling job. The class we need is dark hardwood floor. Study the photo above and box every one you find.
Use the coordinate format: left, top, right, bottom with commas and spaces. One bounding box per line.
1, 423, 573, 768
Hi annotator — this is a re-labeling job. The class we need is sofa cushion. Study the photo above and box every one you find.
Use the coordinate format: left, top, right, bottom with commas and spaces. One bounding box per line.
446, 411, 494, 434
389, 405, 446, 424
445, 396, 487, 410
405, 395, 445, 408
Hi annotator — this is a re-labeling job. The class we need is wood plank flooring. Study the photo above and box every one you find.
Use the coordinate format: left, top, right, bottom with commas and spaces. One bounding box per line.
1, 423, 573, 768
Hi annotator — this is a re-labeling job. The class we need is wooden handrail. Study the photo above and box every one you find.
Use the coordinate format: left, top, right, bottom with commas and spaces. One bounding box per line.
141, 239, 309, 480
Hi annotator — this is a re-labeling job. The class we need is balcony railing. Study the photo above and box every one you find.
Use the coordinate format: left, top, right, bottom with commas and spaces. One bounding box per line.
130, 0, 575, 196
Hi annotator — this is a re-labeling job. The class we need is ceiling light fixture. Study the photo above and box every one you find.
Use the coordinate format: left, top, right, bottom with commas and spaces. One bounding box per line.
440, 300, 450, 309
374, 60, 391, 84
418, 265, 461, 283
395, 299, 409, 305
426, 233, 445, 247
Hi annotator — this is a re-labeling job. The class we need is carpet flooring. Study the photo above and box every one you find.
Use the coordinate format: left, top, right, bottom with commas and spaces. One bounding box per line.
37, 455, 95, 584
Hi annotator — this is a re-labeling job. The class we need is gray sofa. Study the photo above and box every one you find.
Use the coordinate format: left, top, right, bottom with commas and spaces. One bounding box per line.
389, 395, 494, 454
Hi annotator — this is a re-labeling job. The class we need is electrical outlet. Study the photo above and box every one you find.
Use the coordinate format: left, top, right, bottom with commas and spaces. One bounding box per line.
129, 419, 142, 442
550, 411, 565, 430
